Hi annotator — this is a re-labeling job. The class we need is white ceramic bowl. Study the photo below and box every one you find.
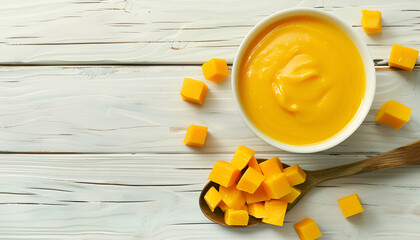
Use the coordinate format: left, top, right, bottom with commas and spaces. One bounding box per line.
231, 8, 376, 153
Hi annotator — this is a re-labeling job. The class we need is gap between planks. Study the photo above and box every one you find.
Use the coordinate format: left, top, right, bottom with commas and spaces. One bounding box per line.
0, 64, 419, 68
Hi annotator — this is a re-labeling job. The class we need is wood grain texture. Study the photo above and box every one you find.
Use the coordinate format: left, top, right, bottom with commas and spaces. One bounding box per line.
1, 0, 419, 64
0, 153, 418, 239
0, 66, 418, 153
1, 0, 420, 238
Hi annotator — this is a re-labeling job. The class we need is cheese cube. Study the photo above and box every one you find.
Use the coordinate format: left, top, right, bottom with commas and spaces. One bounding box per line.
388, 44, 419, 71
262, 173, 291, 199
219, 185, 246, 210
361, 10, 382, 34
375, 100, 411, 129
281, 186, 301, 203
245, 185, 271, 204
236, 167, 265, 194
218, 201, 246, 212
248, 157, 262, 174
248, 202, 268, 218
259, 156, 283, 177
224, 209, 249, 226
262, 200, 288, 226
218, 200, 229, 212
284, 164, 306, 186
338, 194, 364, 218
208, 161, 241, 187
202, 58, 229, 83
204, 187, 222, 212
294, 218, 322, 240
180, 78, 208, 104
184, 124, 208, 147
240, 204, 248, 211
231, 145, 256, 170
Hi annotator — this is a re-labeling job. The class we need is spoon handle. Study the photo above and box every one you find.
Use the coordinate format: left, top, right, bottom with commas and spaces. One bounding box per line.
314, 140, 420, 182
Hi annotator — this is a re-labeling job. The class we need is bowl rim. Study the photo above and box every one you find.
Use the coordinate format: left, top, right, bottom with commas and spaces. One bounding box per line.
231, 8, 376, 153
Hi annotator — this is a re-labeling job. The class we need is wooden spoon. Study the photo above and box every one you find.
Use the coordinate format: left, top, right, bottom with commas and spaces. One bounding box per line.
199, 140, 420, 227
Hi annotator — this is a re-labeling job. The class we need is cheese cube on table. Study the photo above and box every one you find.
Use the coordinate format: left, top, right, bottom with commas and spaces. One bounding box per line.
294, 218, 322, 240
231, 145, 256, 170
259, 156, 283, 177
388, 44, 419, 72
281, 186, 301, 203
180, 78, 208, 104
361, 10, 382, 34
375, 100, 411, 130
236, 167, 265, 194
245, 185, 271, 204
204, 187, 222, 212
184, 124, 208, 147
208, 161, 241, 187
248, 202, 268, 218
262, 200, 288, 226
338, 194, 364, 218
224, 209, 249, 226
284, 164, 306, 186
202, 58, 229, 83
219, 185, 246, 210
262, 173, 291, 199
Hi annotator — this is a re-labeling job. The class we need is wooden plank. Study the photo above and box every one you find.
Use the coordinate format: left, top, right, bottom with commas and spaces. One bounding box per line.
0, 153, 418, 239
1, 0, 420, 64
0, 66, 418, 153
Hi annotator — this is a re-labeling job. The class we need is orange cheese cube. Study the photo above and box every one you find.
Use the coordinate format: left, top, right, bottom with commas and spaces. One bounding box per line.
248, 157, 262, 174
219, 185, 246, 210
236, 167, 265, 194
262, 173, 291, 199
248, 202, 268, 218
224, 209, 249, 226
361, 10, 382, 34
180, 78, 208, 104
259, 156, 283, 177
262, 200, 288, 226
208, 161, 241, 187
202, 58, 229, 83
231, 145, 256, 170
184, 124, 208, 147
245, 185, 271, 204
284, 164, 306, 186
375, 100, 411, 130
240, 204, 248, 211
218, 200, 229, 212
338, 194, 364, 218
218, 201, 246, 212
294, 218, 322, 240
281, 186, 301, 203
388, 44, 419, 71
204, 187, 222, 212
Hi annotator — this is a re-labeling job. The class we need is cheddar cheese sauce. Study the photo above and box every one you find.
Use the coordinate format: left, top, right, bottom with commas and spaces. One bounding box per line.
239, 16, 366, 145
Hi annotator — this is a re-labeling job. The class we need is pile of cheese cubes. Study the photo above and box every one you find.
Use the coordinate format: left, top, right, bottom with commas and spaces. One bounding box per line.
180, 58, 230, 147
205, 146, 305, 227
361, 10, 417, 130
204, 145, 366, 240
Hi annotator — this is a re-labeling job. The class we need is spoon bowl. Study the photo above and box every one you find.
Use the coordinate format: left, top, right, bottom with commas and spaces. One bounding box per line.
199, 140, 420, 227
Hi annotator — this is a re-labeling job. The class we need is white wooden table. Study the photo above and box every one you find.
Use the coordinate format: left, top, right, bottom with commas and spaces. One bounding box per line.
1, 0, 419, 239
